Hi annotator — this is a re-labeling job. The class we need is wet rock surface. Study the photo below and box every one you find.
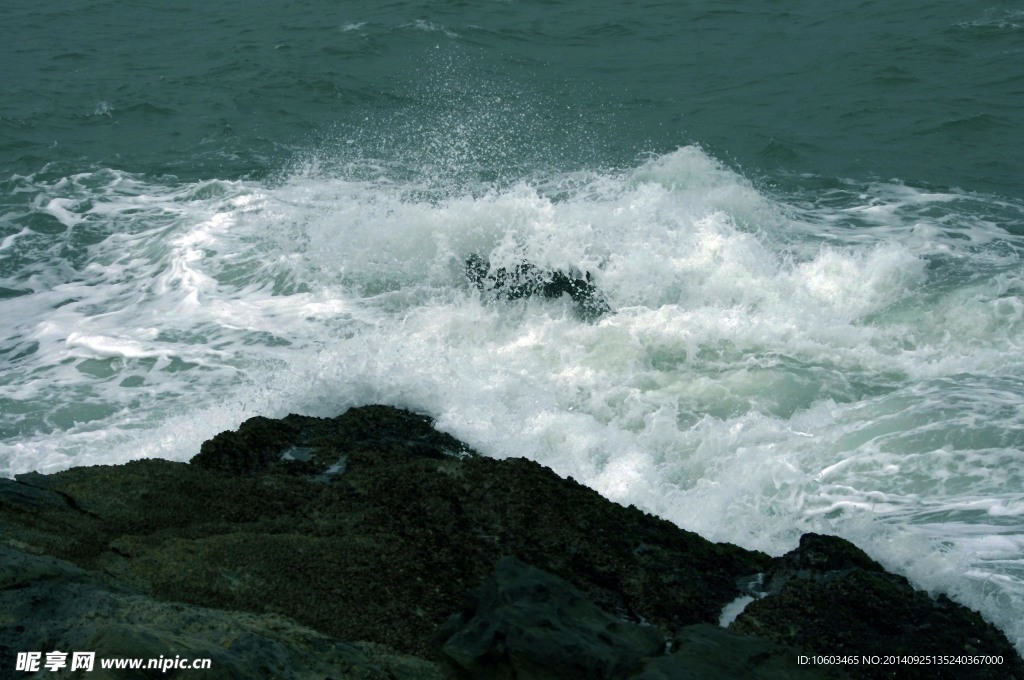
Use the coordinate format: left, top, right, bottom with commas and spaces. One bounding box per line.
465, 254, 612, 321
1, 405, 1020, 679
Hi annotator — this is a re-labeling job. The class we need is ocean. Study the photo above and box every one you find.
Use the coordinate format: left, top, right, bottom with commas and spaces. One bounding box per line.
3, 0, 1024, 654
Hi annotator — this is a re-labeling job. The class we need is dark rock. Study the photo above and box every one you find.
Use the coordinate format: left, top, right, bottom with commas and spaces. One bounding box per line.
465, 253, 612, 320
730, 534, 1022, 680
635, 624, 850, 680
190, 405, 473, 475
438, 556, 665, 679
1, 406, 1020, 679
760, 532, 888, 593
438, 560, 850, 680
2, 407, 768, 659
0, 546, 443, 679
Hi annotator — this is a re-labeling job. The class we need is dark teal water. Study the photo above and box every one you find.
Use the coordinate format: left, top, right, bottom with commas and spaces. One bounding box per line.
4, 1, 1023, 193
3, 0, 1024, 655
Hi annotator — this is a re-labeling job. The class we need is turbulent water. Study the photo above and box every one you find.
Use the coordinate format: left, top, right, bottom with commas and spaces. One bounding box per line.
3, 0, 1024, 653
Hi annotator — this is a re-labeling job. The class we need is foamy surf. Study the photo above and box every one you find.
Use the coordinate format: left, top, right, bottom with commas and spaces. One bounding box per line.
2, 146, 1023, 652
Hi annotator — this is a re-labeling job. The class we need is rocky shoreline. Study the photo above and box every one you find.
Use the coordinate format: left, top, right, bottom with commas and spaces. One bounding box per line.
1, 405, 1020, 679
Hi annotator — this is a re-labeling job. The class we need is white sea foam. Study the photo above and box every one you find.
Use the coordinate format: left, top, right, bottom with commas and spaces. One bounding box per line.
2, 147, 1024, 651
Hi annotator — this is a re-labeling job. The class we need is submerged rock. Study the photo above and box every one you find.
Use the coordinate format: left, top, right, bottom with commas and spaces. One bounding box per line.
1, 405, 1020, 679
465, 253, 612, 320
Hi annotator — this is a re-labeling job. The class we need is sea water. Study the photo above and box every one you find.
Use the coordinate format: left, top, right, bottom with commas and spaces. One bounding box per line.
3, 0, 1024, 654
